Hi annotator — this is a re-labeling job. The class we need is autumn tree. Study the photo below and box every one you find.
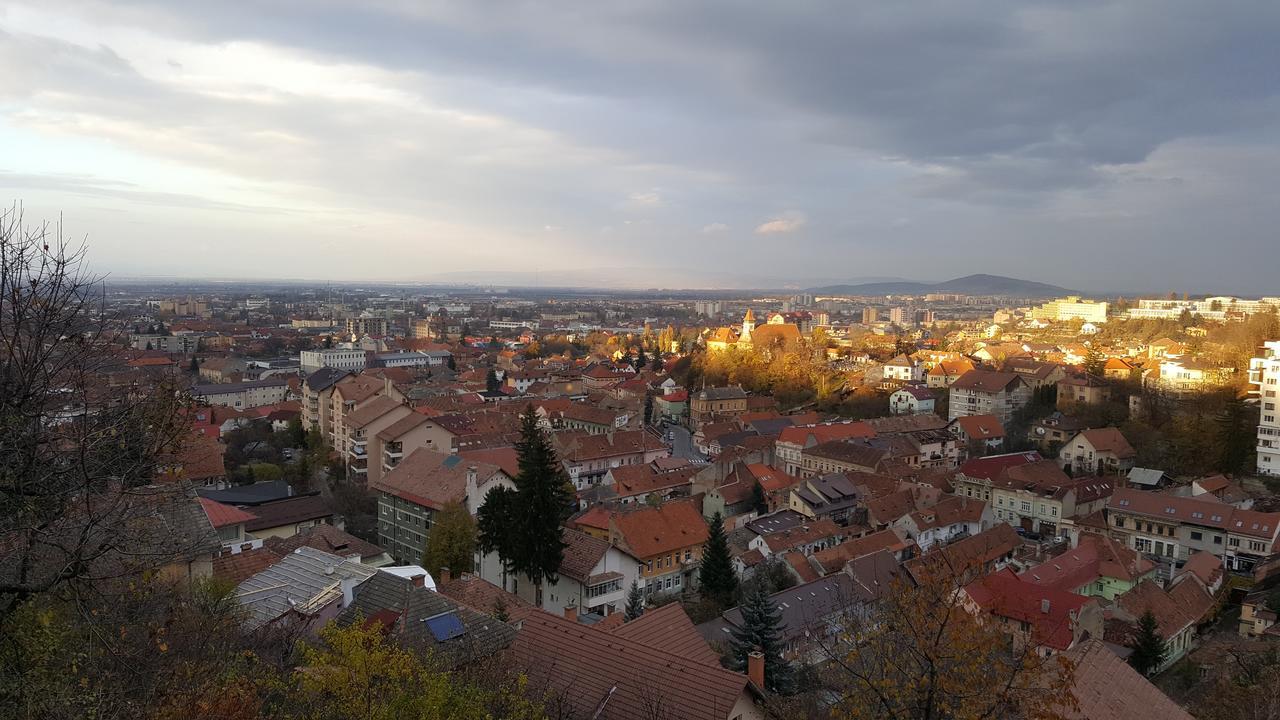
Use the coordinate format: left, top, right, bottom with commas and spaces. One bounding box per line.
0, 207, 194, 618
1128, 609, 1167, 676
821, 557, 1077, 720
698, 511, 738, 608
422, 501, 476, 578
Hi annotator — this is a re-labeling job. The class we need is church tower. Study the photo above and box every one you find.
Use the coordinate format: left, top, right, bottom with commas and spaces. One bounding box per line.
741, 309, 756, 341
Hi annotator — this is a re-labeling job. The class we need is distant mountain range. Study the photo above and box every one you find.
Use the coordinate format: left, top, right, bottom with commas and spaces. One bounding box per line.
806, 274, 1074, 297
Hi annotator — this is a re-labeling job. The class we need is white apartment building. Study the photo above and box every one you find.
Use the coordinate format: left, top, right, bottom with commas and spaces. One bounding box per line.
1028, 296, 1109, 324
1127, 296, 1280, 322
1252, 340, 1280, 476
301, 347, 368, 374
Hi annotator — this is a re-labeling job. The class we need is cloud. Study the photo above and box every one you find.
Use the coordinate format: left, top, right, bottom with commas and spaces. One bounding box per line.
701, 222, 728, 233
754, 211, 806, 234
628, 190, 662, 206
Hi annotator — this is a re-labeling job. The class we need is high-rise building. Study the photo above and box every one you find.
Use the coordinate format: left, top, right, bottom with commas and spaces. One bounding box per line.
1028, 296, 1109, 324
1252, 340, 1280, 475
917, 309, 937, 324
888, 307, 909, 326
861, 307, 878, 324
694, 301, 723, 317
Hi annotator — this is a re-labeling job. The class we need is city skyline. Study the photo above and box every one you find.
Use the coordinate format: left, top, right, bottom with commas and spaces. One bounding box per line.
3, 2, 1280, 292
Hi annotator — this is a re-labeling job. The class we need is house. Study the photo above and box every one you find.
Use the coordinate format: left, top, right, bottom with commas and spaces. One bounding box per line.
1126, 467, 1172, 490
892, 495, 993, 551
952, 451, 1044, 502
557, 429, 669, 489
889, 385, 936, 415
235, 546, 378, 632
240, 494, 339, 540
1057, 374, 1111, 408
948, 370, 1031, 425
1002, 357, 1069, 390
510, 609, 765, 720
199, 497, 259, 549
337, 569, 515, 669
1028, 412, 1088, 453
610, 500, 709, 598
191, 378, 289, 410
493, 527, 641, 619
985, 461, 1113, 538
1105, 488, 1280, 571
963, 568, 1102, 656
800, 440, 888, 477
690, 385, 751, 424
809, 528, 915, 575
756, 518, 845, 558
948, 414, 1006, 454
607, 602, 723, 667
1018, 534, 1156, 601
1109, 577, 1215, 672
774, 422, 876, 476
371, 449, 513, 563
1059, 428, 1136, 475
654, 389, 688, 419
263, 524, 394, 567
1103, 357, 1139, 380
926, 357, 976, 388
604, 463, 698, 505
789, 472, 869, 524
883, 354, 924, 383
1060, 639, 1194, 720
1156, 358, 1234, 393
904, 523, 1022, 587
300, 367, 351, 434
341, 396, 415, 484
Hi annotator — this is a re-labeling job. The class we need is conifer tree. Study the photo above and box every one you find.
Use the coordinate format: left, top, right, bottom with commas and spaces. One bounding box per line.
698, 511, 738, 607
625, 579, 645, 621
485, 368, 501, 393
728, 582, 795, 694
1129, 609, 1167, 676
643, 393, 654, 426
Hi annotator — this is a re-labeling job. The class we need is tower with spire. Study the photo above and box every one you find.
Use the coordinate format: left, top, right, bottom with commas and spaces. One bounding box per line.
740, 309, 756, 342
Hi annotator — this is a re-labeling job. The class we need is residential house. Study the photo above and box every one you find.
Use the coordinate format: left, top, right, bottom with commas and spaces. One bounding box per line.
892, 495, 993, 551
774, 422, 876, 476
963, 568, 1103, 657
235, 546, 378, 632
191, 378, 289, 410
1061, 639, 1194, 720
240, 494, 338, 540
809, 528, 915, 575
1057, 374, 1112, 408
1002, 357, 1068, 390
510, 609, 765, 720
557, 429, 670, 489
341, 396, 414, 484
904, 523, 1022, 586
1059, 428, 1136, 475
948, 414, 1006, 455
1109, 577, 1215, 672
889, 385, 936, 415
510, 527, 641, 618
1028, 412, 1088, 454
799, 440, 888, 477
952, 451, 1045, 502
926, 357, 976, 388
1105, 487, 1280, 571
371, 450, 513, 563
690, 386, 751, 424
883, 354, 924, 383
300, 367, 350, 434
654, 389, 688, 420
264, 524, 394, 567
1018, 534, 1156, 601
986, 461, 1113, 537
328, 373, 405, 450
610, 500, 709, 597
948, 370, 1031, 425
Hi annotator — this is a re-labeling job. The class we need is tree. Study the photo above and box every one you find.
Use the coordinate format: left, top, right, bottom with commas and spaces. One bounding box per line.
643, 393, 654, 426
750, 481, 768, 515
635, 347, 648, 370
728, 582, 795, 694
698, 511, 738, 607
625, 579, 645, 621
1129, 609, 1167, 676
1216, 396, 1254, 475
422, 501, 476, 578
485, 368, 501, 393
1083, 347, 1106, 377
476, 406, 573, 601
189, 356, 199, 374
0, 207, 193, 618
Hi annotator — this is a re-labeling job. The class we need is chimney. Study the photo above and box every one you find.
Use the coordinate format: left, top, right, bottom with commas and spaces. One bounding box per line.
564, 602, 578, 623
747, 650, 765, 689
1040, 598, 1051, 614
412, 573, 425, 588
439, 566, 451, 584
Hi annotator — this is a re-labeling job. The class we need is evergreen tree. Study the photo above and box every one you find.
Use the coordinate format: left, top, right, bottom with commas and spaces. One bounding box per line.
750, 481, 768, 515
491, 597, 509, 622
476, 406, 573, 601
188, 357, 199, 374
624, 579, 645, 621
643, 393, 654, 426
446, 355, 457, 371
635, 348, 648, 370
728, 582, 796, 694
698, 511, 738, 607
1129, 609, 1167, 676
1083, 348, 1106, 377
1216, 396, 1253, 475
422, 502, 476, 578
485, 368, 501, 393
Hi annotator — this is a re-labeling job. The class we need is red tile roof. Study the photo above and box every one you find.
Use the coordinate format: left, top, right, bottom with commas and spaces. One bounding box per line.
211, 547, 282, 584
611, 603, 721, 666
951, 369, 1023, 393
777, 422, 876, 446
612, 501, 709, 559
1061, 639, 1193, 720
965, 568, 1091, 651
198, 497, 258, 529
957, 451, 1043, 480
951, 414, 1005, 439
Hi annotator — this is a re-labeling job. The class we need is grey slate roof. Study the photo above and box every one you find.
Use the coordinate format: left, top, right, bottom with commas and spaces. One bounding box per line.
304, 367, 352, 392
700, 573, 867, 645
336, 571, 517, 668
236, 547, 378, 630
191, 378, 288, 395
199, 480, 293, 506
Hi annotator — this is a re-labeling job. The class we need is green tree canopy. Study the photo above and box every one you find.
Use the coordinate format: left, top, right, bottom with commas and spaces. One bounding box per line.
727, 582, 796, 694
698, 511, 738, 608
1129, 609, 1167, 676
422, 502, 476, 578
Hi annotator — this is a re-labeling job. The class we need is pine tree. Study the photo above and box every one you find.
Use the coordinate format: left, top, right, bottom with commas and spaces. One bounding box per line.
1216, 396, 1253, 475
1083, 348, 1106, 377
422, 502, 476, 578
625, 579, 645, 621
1129, 609, 1167, 676
189, 357, 199, 374
485, 368, 501, 393
635, 348, 648, 370
446, 355, 457, 371
751, 481, 768, 515
643, 393, 654, 426
728, 582, 796, 694
476, 406, 573, 602
698, 511, 738, 607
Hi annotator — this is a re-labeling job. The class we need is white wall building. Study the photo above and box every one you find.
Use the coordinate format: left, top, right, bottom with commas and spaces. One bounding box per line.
1253, 340, 1280, 476
300, 347, 368, 374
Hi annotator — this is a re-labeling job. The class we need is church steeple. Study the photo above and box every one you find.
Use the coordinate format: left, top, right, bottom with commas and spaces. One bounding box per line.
741, 309, 756, 340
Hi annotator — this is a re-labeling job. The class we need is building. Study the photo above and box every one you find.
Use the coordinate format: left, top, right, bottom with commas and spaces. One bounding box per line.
892, 495, 993, 551
861, 307, 878, 324
889, 386, 936, 415
370, 450, 513, 563
1018, 534, 1156, 601
370, 350, 452, 368
1028, 296, 1108, 324
557, 430, 670, 489
235, 546, 377, 632
340, 396, 414, 484
498, 527, 641, 618
346, 312, 388, 338
1058, 428, 1136, 476
1106, 487, 1280, 571
888, 307, 910, 326
610, 500, 709, 597
1155, 358, 1234, 393
962, 568, 1103, 656
1057, 374, 1111, 408
882, 354, 924, 383
948, 370, 1031, 425
690, 386, 751, 423
774, 422, 876, 476
948, 414, 1006, 453
1251, 340, 1280, 476
190, 378, 289, 409
300, 367, 351, 432
300, 347, 368, 374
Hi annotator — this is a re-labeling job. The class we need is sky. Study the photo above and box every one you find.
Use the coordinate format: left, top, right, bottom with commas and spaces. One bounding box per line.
1, 1, 1279, 292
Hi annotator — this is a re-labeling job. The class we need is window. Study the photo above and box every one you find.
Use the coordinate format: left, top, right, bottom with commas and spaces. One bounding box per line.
1230, 538, 1240, 548
1213, 535, 1222, 545
1190, 531, 1203, 541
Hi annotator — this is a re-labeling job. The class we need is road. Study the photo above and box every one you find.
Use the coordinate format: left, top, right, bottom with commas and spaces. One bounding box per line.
668, 425, 708, 463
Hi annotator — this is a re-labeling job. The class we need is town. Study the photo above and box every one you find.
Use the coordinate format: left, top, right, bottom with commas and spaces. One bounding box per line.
4, 217, 1279, 719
